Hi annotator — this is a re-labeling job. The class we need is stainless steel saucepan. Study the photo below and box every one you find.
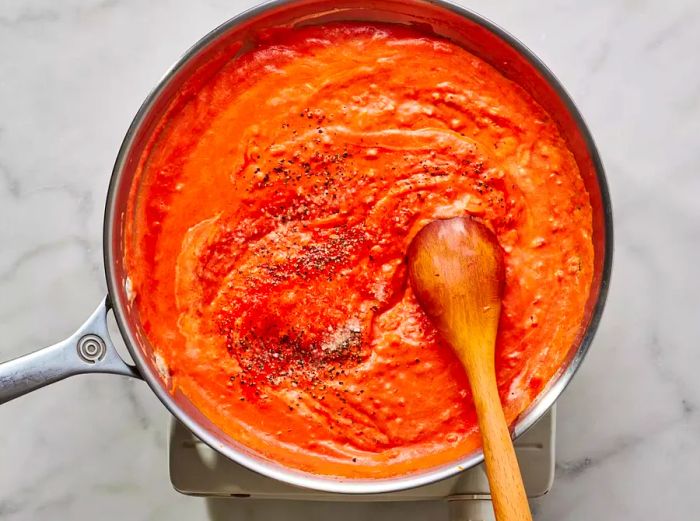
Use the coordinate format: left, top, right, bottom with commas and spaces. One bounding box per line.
0, 0, 612, 494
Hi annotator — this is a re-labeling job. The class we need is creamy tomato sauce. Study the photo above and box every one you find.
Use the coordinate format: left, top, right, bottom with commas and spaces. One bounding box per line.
125, 24, 593, 478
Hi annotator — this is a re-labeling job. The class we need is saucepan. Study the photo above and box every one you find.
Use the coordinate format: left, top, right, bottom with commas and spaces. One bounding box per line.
0, 0, 612, 494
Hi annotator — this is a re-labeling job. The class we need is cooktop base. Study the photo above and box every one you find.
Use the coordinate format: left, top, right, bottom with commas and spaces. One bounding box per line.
169, 406, 555, 519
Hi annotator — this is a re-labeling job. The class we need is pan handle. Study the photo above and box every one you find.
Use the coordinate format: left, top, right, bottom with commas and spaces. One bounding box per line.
0, 298, 140, 404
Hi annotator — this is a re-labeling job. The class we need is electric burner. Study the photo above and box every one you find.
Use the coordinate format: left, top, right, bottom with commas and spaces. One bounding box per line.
169, 407, 554, 520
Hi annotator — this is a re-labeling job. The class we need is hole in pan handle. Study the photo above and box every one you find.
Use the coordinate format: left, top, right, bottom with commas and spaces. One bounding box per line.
0, 298, 141, 405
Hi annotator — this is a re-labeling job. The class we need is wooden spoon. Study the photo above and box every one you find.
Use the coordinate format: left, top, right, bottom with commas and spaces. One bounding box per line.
407, 216, 532, 521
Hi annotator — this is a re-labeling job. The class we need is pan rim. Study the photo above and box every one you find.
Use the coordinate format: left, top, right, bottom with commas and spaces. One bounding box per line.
103, 0, 613, 494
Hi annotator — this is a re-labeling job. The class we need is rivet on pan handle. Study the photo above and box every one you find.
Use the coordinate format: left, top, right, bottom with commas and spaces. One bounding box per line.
0, 298, 140, 405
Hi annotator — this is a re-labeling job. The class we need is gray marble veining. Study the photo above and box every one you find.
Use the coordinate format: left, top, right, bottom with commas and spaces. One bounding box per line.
1, 0, 699, 519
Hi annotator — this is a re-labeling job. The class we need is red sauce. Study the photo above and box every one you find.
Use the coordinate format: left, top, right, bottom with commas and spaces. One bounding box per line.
125, 23, 593, 478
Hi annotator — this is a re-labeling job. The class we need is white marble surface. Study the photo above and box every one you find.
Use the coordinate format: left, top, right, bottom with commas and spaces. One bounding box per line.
1, 0, 698, 519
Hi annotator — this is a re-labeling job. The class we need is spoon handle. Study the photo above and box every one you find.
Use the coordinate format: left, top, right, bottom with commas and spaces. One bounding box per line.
468, 361, 532, 521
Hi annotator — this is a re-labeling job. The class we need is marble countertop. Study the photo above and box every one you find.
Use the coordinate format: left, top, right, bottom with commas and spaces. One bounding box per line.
1, 0, 698, 519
